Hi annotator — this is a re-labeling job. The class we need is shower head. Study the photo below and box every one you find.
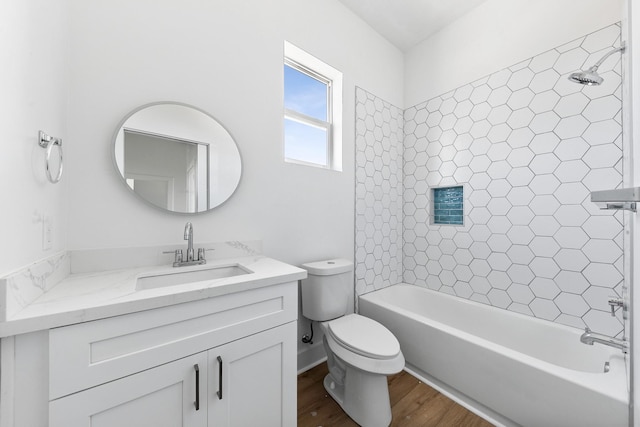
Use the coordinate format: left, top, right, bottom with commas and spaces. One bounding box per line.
568, 66, 603, 86
568, 45, 625, 86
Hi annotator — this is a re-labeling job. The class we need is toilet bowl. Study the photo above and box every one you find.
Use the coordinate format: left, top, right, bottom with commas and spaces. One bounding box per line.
300, 259, 404, 427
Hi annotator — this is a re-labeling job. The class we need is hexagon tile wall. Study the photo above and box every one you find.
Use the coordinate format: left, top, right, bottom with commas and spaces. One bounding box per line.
355, 23, 625, 337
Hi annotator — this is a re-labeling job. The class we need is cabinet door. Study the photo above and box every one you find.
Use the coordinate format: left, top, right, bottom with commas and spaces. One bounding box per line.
49, 352, 208, 427
208, 322, 296, 427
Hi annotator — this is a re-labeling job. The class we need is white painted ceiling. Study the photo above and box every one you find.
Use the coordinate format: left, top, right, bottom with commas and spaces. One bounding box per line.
337, 0, 489, 51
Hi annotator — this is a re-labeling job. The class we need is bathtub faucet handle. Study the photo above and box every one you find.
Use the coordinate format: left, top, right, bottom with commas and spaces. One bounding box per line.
608, 297, 624, 317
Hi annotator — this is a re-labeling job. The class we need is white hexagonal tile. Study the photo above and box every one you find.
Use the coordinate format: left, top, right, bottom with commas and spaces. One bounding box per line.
469, 276, 492, 294
529, 195, 560, 215
507, 206, 534, 226
454, 117, 474, 134
529, 216, 561, 236
469, 241, 491, 259
487, 288, 512, 308
553, 47, 589, 74
506, 225, 535, 245
582, 216, 622, 239
554, 137, 589, 161
507, 108, 535, 129
583, 310, 623, 337
507, 88, 535, 110
487, 86, 513, 107
530, 49, 561, 72
554, 205, 589, 227
554, 293, 590, 316
487, 199, 512, 216
440, 97, 457, 115
487, 105, 512, 125
582, 144, 622, 169
469, 259, 491, 277
487, 270, 511, 290
530, 69, 560, 93
583, 120, 622, 145
507, 68, 535, 91
529, 133, 560, 154
487, 124, 512, 143
530, 298, 561, 321
554, 115, 590, 139
470, 102, 492, 121
487, 234, 512, 253
508, 283, 535, 304
487, 179, 512, 198
554, 227, 590, 249
453, 281, 473, 298
582, 95, 621, 122
507, 147, 534, 167
488, 68, 512, 88
553, 160, 589, 182
554, 92, 590, 117
470, 85, 492, 104
506, 127, 535, 148
454, 84, 473, 102
530, 278, 561, 299
529, 153, 560, 175
529, 236, 560, 257
487, 252, 511, 271
555, 270, 591, 294
470, 120, 491, 138
582, 239, 622, 263
554, 182, 589, 205
506, 167, 535, 188
530, 90, 561, 114
582, 263, 623, 288
529, 111, 561, 134
507, 245, 535, 264
555, 248, 590, 271
507, 264, 535, 285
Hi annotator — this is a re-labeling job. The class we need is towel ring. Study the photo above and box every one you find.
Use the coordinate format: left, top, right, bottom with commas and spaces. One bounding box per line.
38, 130, 63, 184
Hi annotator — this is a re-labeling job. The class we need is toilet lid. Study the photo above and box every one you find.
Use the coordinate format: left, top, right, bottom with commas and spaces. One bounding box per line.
328, 314, 400, 360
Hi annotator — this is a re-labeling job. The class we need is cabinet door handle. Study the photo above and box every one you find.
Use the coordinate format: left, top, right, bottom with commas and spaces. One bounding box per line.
194, 364, 200, 411
217, 356, 223, 400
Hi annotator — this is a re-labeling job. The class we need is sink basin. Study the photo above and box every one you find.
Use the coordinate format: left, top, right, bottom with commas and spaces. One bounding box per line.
136, 264, 252, 290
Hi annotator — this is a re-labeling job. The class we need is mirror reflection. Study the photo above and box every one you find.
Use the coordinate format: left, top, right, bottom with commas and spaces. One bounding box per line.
113, 103, 242, 213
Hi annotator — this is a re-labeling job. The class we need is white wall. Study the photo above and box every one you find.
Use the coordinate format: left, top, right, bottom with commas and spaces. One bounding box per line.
405, 0, 624, 108
63, 0, 403, 369
65, 0, 402, 266
0, 0, 69, 276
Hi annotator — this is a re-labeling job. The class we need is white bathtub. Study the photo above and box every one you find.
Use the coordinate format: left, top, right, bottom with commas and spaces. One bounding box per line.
359, 284, 628, 427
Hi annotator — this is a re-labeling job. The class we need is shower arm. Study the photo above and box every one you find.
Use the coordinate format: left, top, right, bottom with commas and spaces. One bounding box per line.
588, 45, 625, 71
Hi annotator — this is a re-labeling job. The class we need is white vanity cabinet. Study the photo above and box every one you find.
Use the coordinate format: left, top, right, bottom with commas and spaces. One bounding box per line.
2, 280, 298, 427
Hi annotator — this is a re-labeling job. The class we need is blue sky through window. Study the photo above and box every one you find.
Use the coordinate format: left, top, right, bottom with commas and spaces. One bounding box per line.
284, 65, 328, 121
284, 63, 330, 166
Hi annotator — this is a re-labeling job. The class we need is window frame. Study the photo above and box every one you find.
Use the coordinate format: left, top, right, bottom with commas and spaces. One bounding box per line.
283, 41, 343, 171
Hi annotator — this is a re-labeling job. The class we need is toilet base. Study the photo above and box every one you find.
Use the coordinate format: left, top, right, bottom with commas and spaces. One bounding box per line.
323, 369, 392, 427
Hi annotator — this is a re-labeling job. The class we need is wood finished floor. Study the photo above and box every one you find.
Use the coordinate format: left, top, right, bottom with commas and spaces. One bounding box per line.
298, 362, 494, 427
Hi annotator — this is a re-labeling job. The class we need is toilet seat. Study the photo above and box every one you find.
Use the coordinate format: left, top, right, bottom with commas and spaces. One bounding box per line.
322, 314, 405, 375
328, 314, 400, 359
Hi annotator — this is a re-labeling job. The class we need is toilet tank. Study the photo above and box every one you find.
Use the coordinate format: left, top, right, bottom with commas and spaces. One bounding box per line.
300, 259, 353, 321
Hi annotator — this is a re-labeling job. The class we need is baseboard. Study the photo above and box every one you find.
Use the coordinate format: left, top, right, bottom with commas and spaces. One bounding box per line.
297, 342, 327, 374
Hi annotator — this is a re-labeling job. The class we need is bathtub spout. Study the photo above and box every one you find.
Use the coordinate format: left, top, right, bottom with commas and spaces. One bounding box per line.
580, 327, 628, 354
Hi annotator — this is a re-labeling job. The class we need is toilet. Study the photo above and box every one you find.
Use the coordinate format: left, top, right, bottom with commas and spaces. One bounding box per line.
301, 259, 405, 427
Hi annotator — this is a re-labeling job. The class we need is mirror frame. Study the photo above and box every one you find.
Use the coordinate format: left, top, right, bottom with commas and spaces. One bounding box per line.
111, 102, 242, 214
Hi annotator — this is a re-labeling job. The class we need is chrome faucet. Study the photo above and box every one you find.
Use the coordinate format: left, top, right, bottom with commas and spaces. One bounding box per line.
165, 222, 207, 267
184, 222, 195, 262
580, 327, 628, 354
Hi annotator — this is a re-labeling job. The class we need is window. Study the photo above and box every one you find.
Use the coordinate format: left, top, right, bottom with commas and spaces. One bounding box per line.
284, 42, 342, 170
433, 186, 464, 225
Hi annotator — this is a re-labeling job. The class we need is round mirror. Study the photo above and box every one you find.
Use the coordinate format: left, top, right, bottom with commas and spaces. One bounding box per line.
113, 102, 242, 213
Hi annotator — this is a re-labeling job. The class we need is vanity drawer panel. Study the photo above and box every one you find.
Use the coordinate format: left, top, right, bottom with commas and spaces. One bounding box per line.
49, 282, 297, 400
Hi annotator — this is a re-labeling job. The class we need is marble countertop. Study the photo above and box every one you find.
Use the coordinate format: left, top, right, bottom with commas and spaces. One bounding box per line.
0, 256, 306, 338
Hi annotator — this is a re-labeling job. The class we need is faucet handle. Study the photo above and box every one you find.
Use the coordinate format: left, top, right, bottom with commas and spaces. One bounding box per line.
197, 248, 214, 262
608, 297, 624, 317
163, 249, 183, 263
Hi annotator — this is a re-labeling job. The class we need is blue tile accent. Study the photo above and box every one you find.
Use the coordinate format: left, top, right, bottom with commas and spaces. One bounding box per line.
433, 186, 463, 225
